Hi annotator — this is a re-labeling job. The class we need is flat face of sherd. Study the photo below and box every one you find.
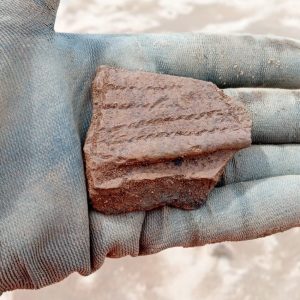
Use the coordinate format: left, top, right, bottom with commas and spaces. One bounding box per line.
84, 66, 251, 214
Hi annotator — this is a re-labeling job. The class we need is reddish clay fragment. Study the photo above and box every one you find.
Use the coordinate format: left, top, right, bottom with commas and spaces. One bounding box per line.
84, 66, 251, 214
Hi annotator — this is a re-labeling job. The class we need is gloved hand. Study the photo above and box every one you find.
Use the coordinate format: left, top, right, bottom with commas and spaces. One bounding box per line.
1, 0, 300, 293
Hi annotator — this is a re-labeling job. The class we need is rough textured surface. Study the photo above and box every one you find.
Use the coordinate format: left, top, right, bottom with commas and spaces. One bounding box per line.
84, 66, 251, 214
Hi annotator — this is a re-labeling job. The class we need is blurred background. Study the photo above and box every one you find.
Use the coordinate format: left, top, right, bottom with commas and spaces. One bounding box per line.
2, 0, 300, 299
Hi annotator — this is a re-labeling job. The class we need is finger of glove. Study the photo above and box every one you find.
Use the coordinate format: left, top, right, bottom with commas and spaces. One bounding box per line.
221, 144, 300, 185
69, 33, 300, 89
89, 175, 300, 267
224, 88, 300, 143
58, 32, 300, 145
89, 210, 145, 271
0, 0, 60, 34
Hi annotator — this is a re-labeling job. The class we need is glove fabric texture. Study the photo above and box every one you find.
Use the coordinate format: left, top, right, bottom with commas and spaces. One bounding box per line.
1, 0, 300, 292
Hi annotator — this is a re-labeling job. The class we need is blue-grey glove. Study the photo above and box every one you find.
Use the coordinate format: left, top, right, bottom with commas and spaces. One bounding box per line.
1, 0, 300, 293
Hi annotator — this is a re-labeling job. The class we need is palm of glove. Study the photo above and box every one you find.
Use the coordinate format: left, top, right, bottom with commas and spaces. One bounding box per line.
1, 0, 300, 292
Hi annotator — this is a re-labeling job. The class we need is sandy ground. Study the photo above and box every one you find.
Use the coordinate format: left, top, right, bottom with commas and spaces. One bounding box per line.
2, 0, 300, 299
